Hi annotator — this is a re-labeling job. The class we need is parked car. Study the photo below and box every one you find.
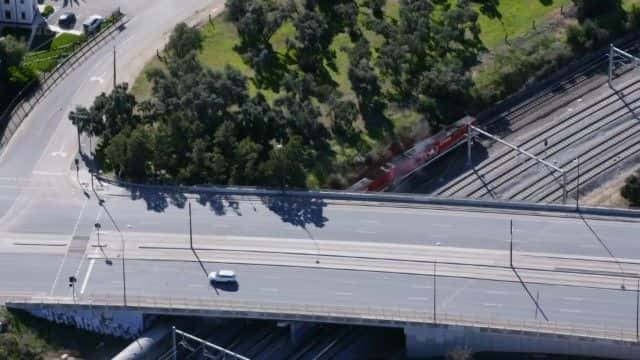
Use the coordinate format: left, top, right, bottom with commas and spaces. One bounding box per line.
208, 270, 237, 283
83, 15, 104, 34
57, 12, 76, 28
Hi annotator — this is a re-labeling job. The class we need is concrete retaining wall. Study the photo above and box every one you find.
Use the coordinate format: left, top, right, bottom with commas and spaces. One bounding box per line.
9, 303, 143, 339
405, 325, 640, 359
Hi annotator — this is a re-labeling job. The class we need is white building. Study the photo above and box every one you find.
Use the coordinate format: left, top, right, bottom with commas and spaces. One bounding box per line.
0, 0, 38, 26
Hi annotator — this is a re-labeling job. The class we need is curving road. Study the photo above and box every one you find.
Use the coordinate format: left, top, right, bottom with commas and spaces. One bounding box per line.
1, 0, 640, 351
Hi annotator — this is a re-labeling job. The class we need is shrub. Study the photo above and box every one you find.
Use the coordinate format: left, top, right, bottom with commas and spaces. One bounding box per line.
621, 169, 640, 206
572, 0, 622, 20
629, 4, 640, 31
42, 5, 54, 18
473, 35, 572, 105
566, 20, 609, 53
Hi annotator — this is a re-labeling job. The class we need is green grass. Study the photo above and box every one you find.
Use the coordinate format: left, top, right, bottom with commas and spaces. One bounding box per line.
477, 0, 573, 49
131, 1, 585, 131
51, 33, 84, 49
0, 307, 126, 359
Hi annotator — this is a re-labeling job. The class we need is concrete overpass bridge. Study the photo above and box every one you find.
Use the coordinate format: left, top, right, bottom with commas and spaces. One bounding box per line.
1, 0, 640, 358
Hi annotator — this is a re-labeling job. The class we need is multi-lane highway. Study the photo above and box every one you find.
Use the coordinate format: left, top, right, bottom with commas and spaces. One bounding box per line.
2, 0, 640, 353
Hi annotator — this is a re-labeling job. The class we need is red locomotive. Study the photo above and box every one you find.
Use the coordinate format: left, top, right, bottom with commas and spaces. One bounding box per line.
351, 116, 476, 192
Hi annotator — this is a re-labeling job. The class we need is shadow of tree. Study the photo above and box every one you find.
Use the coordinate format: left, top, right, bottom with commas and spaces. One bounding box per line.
127, 186, 187, 212
260, 195, 328, 228
196, 193, 242, 216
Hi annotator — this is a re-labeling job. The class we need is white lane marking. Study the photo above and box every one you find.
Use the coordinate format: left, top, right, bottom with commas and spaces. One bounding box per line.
486, 290, 509, 295
356, 229, 376, 235
482, 303, 504, 307
338, 279, 356, 284
260, 287, 279, 292
335, 292, 353, 296
31, 171, 65, 176
119, 35, 135, 47
408, 296, 429, 301
49, 197, 88, 295
360, 220, 379, 224
560, 308, 582, 313
80, 258, 95, 294
89, 76, 105, 84
262, 275, 281, 280
411, 284, 431, 289
562, 296, 584, 302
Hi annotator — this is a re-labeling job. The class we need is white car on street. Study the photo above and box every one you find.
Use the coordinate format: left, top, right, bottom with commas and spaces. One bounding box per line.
208, 270, 237, 283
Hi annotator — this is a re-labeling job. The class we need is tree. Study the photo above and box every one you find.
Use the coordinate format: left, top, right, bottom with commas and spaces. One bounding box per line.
89, 83, 138, 141
572, 0, 623, 20
362, 0, 386, 19
0, 36, 30, 110
622, 169, 640, 206
288, 10, 333, 74
226, 0, 251, 22
165, 23, 203, 59
104, 126, 153, 179
261, 136, 309, 188
231, 137, 264, 184
331, 100, 360, 144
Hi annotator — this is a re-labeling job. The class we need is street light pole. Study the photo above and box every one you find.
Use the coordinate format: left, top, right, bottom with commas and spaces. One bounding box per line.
510, 219, 513, 268
188, 200, 193, 249
113, 46, 117, 88
576, 157, 581, 210
95, 222, 101, 247
636, 279, 640, 341
433, 261, 437, 324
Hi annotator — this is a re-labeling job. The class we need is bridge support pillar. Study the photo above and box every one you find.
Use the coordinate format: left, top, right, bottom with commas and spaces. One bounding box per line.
404, 325, 640, 359
287, 321, 313, 346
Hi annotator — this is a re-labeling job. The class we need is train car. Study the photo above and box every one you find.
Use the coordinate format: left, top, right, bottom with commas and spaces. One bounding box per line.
364, 116, 476, 192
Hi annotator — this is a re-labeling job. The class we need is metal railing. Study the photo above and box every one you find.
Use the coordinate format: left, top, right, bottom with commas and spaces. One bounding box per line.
158, 327, 250, 360
6, 294, 638, 344
0, 11, 127, 153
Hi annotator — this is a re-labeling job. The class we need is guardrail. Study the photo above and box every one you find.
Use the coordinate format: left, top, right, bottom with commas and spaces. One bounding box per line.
97, 175, 640, 219
0, 12, 128, 153
7, 294, 638, 344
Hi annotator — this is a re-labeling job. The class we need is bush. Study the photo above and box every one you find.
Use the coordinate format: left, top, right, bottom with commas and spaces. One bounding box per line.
566, 20, 610, 53
621, 169, 640, 206
42, 5, 54, 18
473, 35, 572, 105
572, 0, 622, 20
629, 4, 640, 31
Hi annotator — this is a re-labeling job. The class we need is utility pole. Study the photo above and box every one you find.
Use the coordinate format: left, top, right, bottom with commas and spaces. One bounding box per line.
609, 44, 614, 89
466, 126, 473, 165
636, 279, 640, 341
95, 222, 101, 247
188, 200, 193, 249
433, 261, 437, 324
576, 157, 580, 210
113, 46, 117, 88
510, 219, 513, 268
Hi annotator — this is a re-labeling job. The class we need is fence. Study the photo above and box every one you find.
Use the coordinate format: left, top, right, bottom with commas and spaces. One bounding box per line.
7, 294, 639, 344
0, 12, 127, 153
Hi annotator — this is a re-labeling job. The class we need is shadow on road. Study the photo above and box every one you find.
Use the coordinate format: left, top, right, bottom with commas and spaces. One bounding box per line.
211, 281, 239, 292
578, 211, 627, 288
116, 183, 329, 230
511, 266, 549, 322
261, 195, 328, 228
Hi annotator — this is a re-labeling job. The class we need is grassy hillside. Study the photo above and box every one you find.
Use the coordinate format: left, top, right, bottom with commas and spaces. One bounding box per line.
132, 0, 571, 106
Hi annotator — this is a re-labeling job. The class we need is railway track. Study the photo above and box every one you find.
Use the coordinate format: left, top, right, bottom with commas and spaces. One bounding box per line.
485, 40, 640, 134
478, 88, 640, 200
508, 112, 640, 201
437, 77, 640, 198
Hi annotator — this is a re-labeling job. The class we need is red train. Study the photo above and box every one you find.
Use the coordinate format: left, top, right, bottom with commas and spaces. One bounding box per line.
352, 116, 476, 192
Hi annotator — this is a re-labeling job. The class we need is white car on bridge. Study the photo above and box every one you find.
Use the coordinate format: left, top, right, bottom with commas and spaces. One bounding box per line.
208, 270, 237, 283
